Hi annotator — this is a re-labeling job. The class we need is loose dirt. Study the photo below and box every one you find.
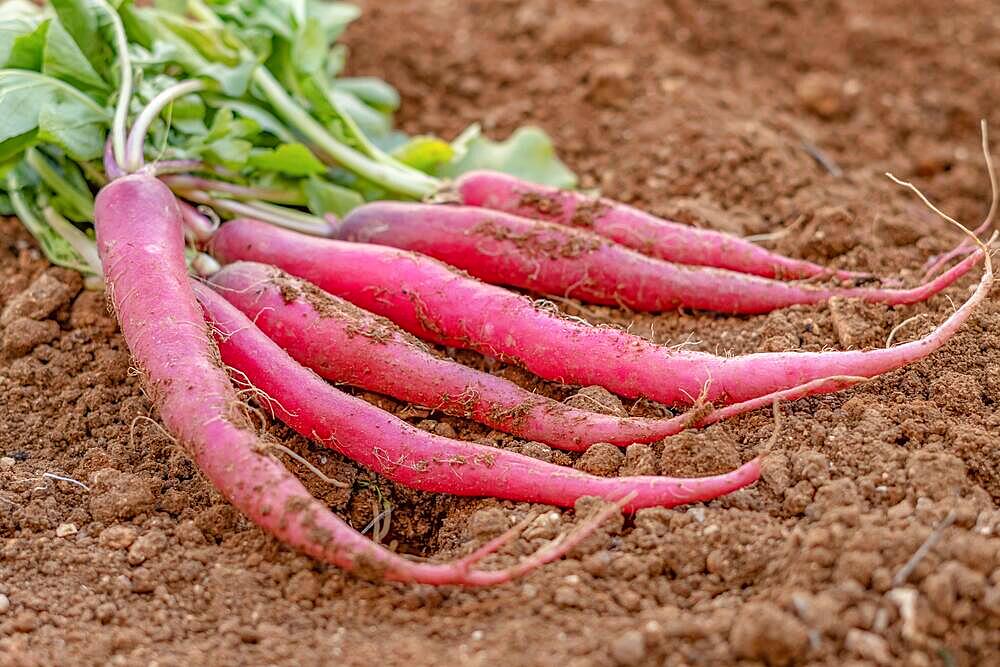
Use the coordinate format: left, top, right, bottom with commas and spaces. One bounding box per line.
3, 1, 1000, 665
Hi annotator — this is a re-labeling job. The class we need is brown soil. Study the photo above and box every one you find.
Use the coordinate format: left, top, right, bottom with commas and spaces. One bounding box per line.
3, 1, 1000, 665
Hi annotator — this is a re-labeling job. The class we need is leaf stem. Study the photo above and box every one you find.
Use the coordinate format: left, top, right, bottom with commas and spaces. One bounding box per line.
24, 149, 95, 219
161, 175, 305, 205
95, 0, 133, 171
150, 159, 205, 176
124, 79, 208, 172
42, 208, 102, 274
181, 190, 333, 237
80, 161, 109, 187
252, 69, 440, 198
187, 0, 442, 197
306, 71, 417, 175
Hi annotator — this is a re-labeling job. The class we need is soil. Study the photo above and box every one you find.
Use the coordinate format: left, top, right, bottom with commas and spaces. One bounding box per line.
3, 1, 1000, 665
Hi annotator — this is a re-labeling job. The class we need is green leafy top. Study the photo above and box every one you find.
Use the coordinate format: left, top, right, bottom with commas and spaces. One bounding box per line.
0, 0, 577, 273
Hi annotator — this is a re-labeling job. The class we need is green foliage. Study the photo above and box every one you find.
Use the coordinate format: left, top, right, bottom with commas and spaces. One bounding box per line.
44, 17, 109, 93
249, 143, 326, 177
1, 17, 47, 71
334, 77, 399, 113
186, 107, 260, 168
50, 0, 114, 76
0, 0, 578, 275
438, 126, 577, 188
0, 70, 109, 161
392, 136, 455, 173
304, 175, 363, 217
6, 164, 96, 274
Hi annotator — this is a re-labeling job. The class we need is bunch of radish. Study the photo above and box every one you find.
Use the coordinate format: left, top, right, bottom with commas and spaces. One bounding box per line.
0, 0, 993, 585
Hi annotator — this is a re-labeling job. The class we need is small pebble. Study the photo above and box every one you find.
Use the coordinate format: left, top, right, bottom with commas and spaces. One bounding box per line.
553, 586, 580, 607
610, 629, 647, 665
0, 593, 10, 614
845, 629, 893, 665
55, 523, 78, 538
127, 529, 167, 565
795, 71, 849, 118
621, 444, 658, 476
99, 525, 138, 550
518, 441, 553, 462
130, 567, 157, 594
0, 272, 78, 325
586, 60, 635, 109
12, 611, 37, 633
0, 457, 15, 469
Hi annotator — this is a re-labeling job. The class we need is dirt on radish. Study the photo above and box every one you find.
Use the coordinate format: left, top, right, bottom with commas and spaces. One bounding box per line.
2, 0, 1000, 665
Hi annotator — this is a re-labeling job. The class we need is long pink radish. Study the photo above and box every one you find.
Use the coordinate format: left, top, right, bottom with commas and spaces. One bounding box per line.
336, 202, 974, 314
455, 170, 868, 281
194, 283, 761, 513
210, 260, 865, 449
210, 218, 991, 406
95, 174, 615, 586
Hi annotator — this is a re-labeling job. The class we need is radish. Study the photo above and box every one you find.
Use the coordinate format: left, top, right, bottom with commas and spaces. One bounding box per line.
193, 282, 762, 513
455, 170, 870, 281
98, 173, 631, 584
336, 202, 976, 314
210, 217, 990, 407
87, 184, 623, 584
209, 260, 866, 449
78, 15, 624, 584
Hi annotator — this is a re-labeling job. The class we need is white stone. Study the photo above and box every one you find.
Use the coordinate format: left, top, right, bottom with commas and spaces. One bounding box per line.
56, 523, 78, 537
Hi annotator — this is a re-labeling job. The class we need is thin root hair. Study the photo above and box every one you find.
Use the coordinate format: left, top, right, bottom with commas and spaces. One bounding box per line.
130, 415, 177, 449
227, 365, 299, 419
886, 120, 995, 258
885, 313, 930, 348
761, 400, 784, 454
41, 472, 90, 492
267, 442, 349, 488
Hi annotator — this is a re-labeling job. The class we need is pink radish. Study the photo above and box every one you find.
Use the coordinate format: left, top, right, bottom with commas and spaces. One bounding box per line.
210, 260, 865, 450
209, 217, 990, 406
194, 282, 762, 513
95, 173, 618, 586
455, 170, 868, 281
336, 202, 976, 314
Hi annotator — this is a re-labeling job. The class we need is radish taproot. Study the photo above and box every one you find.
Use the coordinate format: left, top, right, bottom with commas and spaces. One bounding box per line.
194, 282, 762, 512
210, 217, 990, 407
95, 164, 624, 586
209, 260, 866, 449
336, 202, 976, 314
82, 19, 625, 585
455, 170, 869, 281
89, 174, 631, 582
